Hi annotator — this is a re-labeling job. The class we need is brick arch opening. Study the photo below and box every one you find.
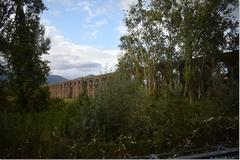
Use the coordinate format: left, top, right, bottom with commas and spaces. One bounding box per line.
77, 80, 82, 97
89, 80, 93, 96
69, 82, 73, 98
94, 79, 99, 89
101, 78, 106, 85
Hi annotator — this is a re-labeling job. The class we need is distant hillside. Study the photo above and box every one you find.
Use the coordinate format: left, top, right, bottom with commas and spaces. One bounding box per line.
86, 74, 95, 77
1, 75, 68, 84
73, 74, 95, 80
47, 75, 68, 84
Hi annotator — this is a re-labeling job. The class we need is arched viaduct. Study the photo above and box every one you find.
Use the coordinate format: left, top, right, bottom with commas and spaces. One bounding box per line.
48, 73, 109, 99
48, 51, 238, 99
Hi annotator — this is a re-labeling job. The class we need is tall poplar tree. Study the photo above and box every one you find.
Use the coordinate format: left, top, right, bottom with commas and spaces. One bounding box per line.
1, 0, 50, 111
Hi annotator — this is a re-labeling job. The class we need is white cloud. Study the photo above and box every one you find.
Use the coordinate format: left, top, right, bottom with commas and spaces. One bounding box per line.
88, 30, 99, 38
72, 0, 116, 22
116, 0, 138, 36
51, 9, 60, 17
73, 1, 96, 22
69, 1, 110, 39
42, 24, 119, 79
47, 0, 73, 6
95, 19, 108, 28
116, 23, 127, 35
84, 19, 108, 38
120, 0, 138, 11
84, 19, 108, 31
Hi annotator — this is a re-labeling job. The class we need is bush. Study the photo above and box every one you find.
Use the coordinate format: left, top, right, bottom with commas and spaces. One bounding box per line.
26, 87, 50, 112
0, 73, 238, 158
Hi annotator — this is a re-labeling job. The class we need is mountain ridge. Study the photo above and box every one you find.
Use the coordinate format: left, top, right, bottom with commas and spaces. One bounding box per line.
47, 75, 68, 84
0, 75, 68, 84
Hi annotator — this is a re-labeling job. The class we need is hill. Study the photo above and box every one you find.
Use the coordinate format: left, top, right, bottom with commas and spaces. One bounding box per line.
47, 75, 68, 84
1, 75, 68, 84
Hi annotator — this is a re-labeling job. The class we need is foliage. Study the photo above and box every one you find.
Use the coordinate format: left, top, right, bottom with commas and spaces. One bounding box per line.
119, 0, 239, 102
0, 0, 50, 111
0, 74, 238, 158
0, 0, 238, 158
0, 106, 69, 158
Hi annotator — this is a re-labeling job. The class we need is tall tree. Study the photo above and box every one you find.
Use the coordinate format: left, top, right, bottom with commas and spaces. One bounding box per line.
1, 0, 50, 111
0, 0, 15, 107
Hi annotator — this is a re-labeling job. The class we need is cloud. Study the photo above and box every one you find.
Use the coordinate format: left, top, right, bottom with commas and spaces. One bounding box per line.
116, 24, 127, 35
71, 0, 116, 22
42, 24, 119, 79
68, 1, 111, 39
88, 30, 99, 39
120, 0, 138, 11
95, 19, 108, 28
72, 0, 106, 23
76, 1, 95, 22
47, 0, 74, 6
116, 0, 138, 36
51, 9, 60, 17
55, 61, 102, 70
84, 19, 108, 38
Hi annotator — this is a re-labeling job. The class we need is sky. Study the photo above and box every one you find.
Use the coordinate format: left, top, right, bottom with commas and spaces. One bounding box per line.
41, 0, 138, 79
41, 0, 239, 79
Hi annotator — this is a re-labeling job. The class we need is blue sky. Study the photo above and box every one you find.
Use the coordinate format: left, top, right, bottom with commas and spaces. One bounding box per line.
41, 0, 137, 79
41, 0, 239, 79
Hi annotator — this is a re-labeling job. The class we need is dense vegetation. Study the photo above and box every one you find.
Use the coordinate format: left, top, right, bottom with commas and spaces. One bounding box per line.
0, 76, 238, 158
0, 0, 239, 158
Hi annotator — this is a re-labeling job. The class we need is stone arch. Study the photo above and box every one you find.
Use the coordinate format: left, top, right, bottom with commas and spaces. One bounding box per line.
64, 83, 67, 98
89, 80, 93, 96
94, 79, 99, 88
101, 77, 106, 85
72, 81, 76, 99
94, 79, 100, 94
56, 84, 59, 98
69, 82, 73, 98
77, 80, 82, 97
83, 80, 88, 93
60, 84, 63, 98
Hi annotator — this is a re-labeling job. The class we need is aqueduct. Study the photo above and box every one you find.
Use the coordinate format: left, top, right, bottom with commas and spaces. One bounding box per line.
48, 73, 109, 99
48, 51, 238, 99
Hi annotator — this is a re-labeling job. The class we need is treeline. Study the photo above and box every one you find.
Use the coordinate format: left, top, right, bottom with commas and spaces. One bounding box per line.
0, 0, 239, 158
118, 0, 239, 101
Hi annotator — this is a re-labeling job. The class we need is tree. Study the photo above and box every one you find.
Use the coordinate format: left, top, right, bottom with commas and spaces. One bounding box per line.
0, 0, 14, 75
1, 0, 50, 111
0, 0, 15, 51
0, 0, 15, 108
119, 0, 239, 102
